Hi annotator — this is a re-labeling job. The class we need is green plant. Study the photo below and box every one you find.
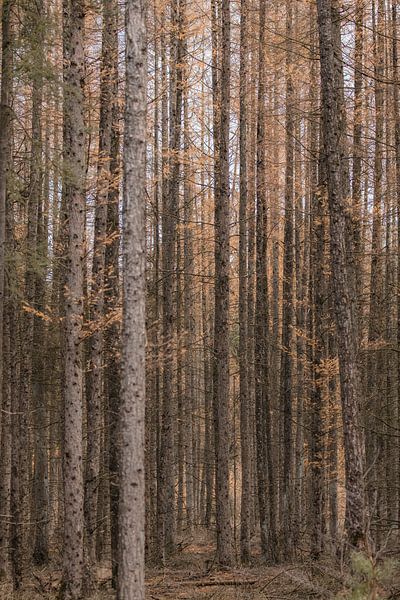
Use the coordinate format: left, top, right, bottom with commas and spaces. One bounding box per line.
336, 552, 398, 600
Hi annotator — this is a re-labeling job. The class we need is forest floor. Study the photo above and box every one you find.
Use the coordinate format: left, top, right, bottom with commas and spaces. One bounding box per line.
1, 531, 398, 599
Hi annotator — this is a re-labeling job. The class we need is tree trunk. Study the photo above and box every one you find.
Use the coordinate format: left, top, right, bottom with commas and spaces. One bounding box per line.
392, 0, 400, 527
85, 0, 116, 567
0, 0, 13, 578
100, 0, 120, 585
239, 0, 250, 565
316, 0, 367, 549
255, 0, 277, 563
213, 0, 233, 567
159, 0, 184, 558
367, 0, 386, 545
280, 0, 295, 559
117, 0, 146, 596
60, 0, 86, 596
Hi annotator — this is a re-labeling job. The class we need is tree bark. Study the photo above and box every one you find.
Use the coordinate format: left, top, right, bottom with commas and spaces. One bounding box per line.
239, 0, 250, 565
316, 0, 367, 549
117, 0, 146, 596
280, 0, 295, 559
0, 0, 13, 578
60, 0, 86, 596
213, 0, 233, 567
255, 0, 277, 563
85, 0, 117, 567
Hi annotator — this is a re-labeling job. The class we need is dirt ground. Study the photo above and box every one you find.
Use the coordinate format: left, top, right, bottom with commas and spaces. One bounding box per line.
0, 534, 396, 599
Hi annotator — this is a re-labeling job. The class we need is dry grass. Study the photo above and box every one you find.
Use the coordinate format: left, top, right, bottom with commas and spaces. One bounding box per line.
2, 534, 380, 600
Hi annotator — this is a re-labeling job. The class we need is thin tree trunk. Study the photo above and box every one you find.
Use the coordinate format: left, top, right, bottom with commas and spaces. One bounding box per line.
239, 0, 250, 565
352, 0, 364, 308
102, 0, 120, 585
280, 0, 295, 559
85, 0, 116, 566
32, 163, 50, 566
366, 0, 386, 545
159, 0, 184, 558
0, 0, 13, 578
255, 0, 277, 563
392, 0, 400, 526
213, 0, 233, 567
183, 76, 195, 533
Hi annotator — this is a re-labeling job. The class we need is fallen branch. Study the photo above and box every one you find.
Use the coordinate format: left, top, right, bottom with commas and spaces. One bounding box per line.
150, 578, 257, 589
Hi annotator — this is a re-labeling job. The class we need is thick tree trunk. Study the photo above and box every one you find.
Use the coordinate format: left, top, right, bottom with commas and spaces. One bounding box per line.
60, 0, 86, 596
117, 0, 146, 597
316, 0, 367, 549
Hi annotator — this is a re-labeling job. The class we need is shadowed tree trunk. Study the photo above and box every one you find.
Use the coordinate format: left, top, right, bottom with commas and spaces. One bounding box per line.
239, 0, 251, 565
85, 0, 117, 567
213, 0, 233, 567
255, 0, 277, 563
0, 0, 13, 578
316, 0, 367, 550
280, 0, 295, 559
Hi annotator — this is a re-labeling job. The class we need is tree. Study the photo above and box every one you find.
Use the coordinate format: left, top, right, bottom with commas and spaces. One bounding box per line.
316, 0, 367, 549
213, 0, 233, 567
117, 0, 146, 597
60, 0, 86, 596
158, 0, 184, 559
280, 0, 295, 558
85, 0, 117, 567
255, 0, 277, 563
239, 0, 251, 564
0, 0, 13, 578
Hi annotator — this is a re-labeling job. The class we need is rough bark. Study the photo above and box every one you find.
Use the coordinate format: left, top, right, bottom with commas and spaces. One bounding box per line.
239, 0, 250, 565
158, 0, 184, 558
255, 0, 277, 563
392, 0, 400, 527
60, 0, 86, 596
85, 0, 116, 566
280, 0, 295, 559
0, 0, 13, 578
316, 0, 367, 549
101, 0, 120, 585
213, 0, 233, 567
117, 0, 146, 596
